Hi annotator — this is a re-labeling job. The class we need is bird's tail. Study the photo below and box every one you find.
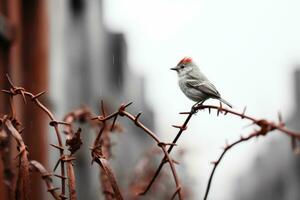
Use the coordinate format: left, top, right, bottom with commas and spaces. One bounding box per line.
219, 98, 232, 108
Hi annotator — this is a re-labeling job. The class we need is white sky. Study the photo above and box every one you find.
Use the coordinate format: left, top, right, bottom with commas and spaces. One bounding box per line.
104, 0, 300, 199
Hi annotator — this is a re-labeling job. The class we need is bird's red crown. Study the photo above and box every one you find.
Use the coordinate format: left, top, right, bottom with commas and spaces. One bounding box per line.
178, 57, 193, 65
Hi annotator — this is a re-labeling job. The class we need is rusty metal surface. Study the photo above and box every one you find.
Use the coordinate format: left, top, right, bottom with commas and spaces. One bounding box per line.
0, 0, 49, 199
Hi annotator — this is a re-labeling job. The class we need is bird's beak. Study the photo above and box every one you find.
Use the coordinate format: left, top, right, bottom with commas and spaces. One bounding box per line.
170, 66, 178, 71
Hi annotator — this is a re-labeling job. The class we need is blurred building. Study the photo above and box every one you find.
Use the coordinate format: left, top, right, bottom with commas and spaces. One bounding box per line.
233, 70, 300, 200
49, 0, 154, 199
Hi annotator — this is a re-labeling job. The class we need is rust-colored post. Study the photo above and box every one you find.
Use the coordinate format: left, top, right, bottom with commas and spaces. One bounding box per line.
0, 0, 49, 199
0, 1, 15, 199
20, 1, 49, 200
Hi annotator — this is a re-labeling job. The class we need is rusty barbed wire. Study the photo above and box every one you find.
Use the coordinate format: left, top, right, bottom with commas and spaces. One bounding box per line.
91, 101, 124, 200
139, 102, 300, 199
0, 116, 15, 199
62, 104, 123, 200
1, 76, 182, 200
2, 75, 300, 200
91, 102, 183, 200
29, 160, 60, 200
203, 130, 265, 200
4, 118, 30, 200
2, 74, 68, 199
139, 103, 198, 195
195, 104, 300, 200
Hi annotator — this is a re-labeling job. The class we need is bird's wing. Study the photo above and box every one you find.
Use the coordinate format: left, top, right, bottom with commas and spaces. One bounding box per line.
186, 79, 220, 98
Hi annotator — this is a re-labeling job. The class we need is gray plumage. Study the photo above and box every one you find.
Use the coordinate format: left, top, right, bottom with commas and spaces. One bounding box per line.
171, 57, 232, 108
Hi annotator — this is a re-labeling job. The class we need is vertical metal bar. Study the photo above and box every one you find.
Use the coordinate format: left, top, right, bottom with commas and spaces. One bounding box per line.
21, 1, 49, 200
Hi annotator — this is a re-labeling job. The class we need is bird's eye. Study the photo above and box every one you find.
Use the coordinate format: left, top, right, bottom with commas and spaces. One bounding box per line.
180, 65, 184, 69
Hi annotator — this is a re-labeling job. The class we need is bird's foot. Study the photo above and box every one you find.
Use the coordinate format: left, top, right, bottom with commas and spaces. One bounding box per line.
191, 101, 204, 114
191, 106, 198, 114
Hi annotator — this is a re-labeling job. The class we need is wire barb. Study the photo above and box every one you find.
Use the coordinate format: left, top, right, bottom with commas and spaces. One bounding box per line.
31, 91, 46, 100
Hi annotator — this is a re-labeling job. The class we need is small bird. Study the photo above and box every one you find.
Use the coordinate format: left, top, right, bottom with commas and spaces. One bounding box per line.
171, 57, 232, 108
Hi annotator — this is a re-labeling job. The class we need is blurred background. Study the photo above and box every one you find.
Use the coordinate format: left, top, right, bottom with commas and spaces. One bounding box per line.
0, 0, 300, 199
